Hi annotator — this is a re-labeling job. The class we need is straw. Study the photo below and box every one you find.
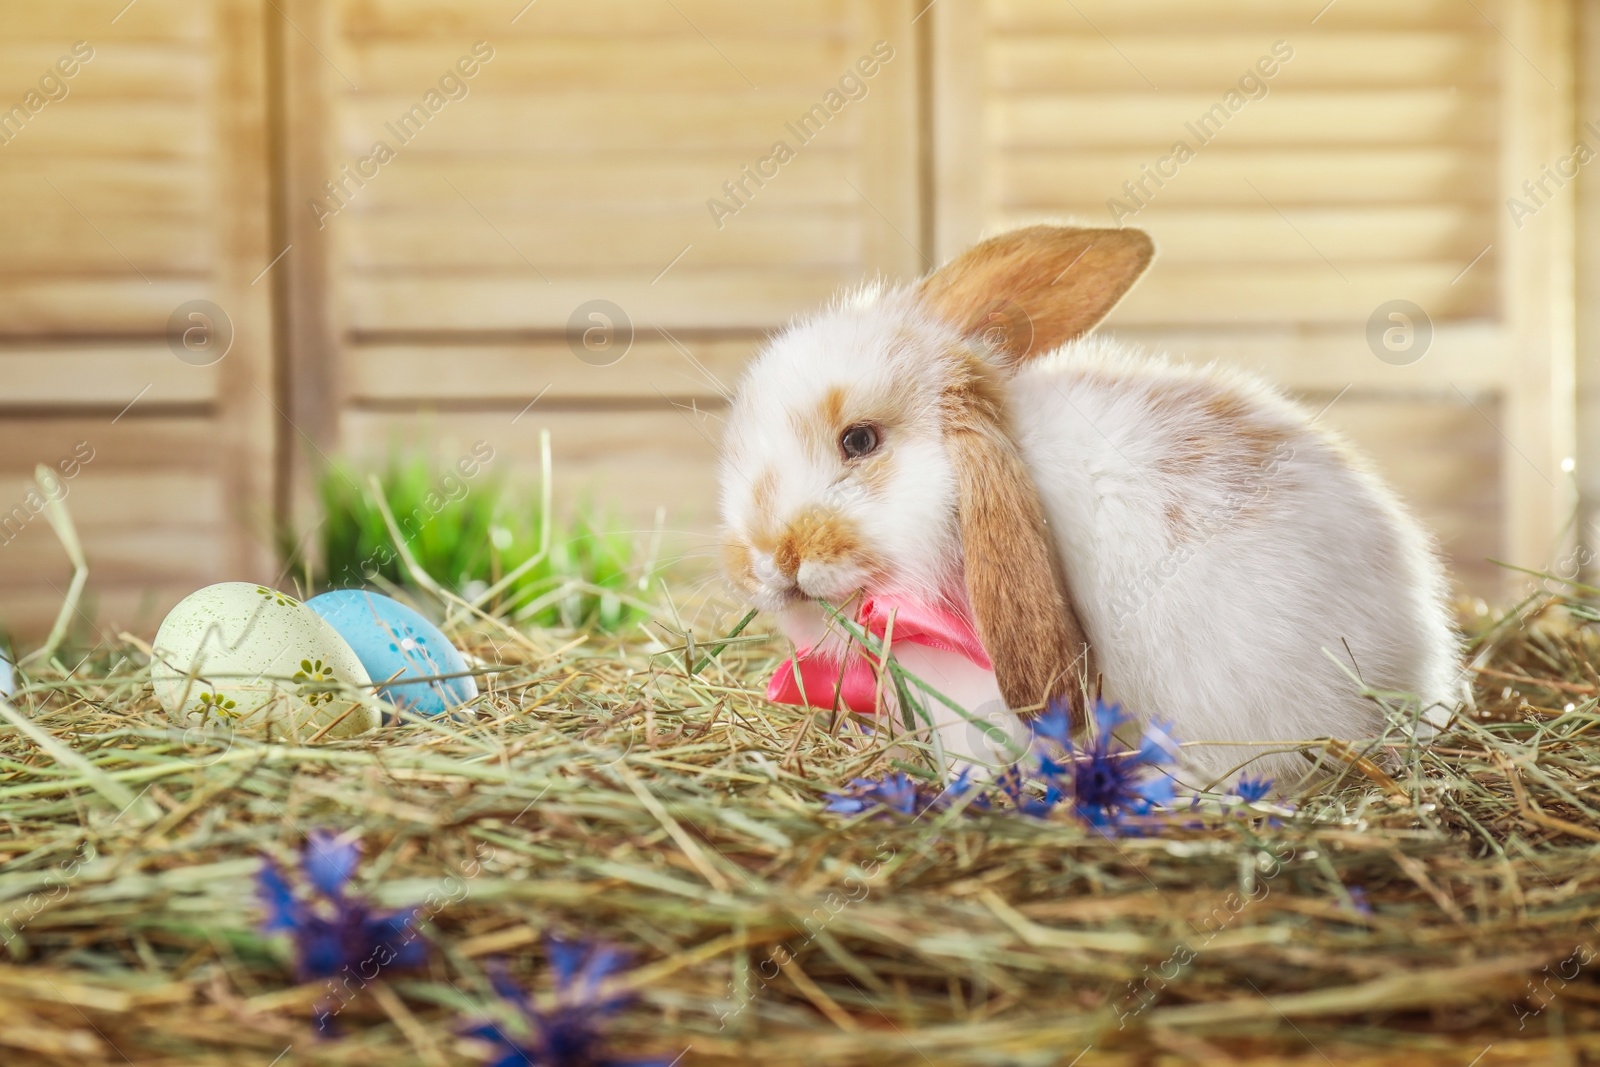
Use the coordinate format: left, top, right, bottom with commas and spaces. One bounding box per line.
3, 543, 1600, 1063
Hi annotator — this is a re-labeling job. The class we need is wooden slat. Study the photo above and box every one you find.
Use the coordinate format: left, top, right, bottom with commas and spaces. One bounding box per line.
0, 205, 208, 274
344, 272, 857, 332
0, 470, 224, 527
0, 160, 207, 217
991, 0, 1491, 32
0, 527, 223, 580
0, 418, 221, 471
990, 34, 1496, 91
345, 211, 862, 271
1109, 264, 1496, 325
0, 280, 212, 334
999, 148, 1498, 209
0, 104, 206, 157
345, 337, 755, 403
0, 44, 207, 99
994, 91, 1497, 149
346, 39, 853, 91
337, 94, 867, 155
0, 0, 208, 42
354, 153, 858, 212
339, 0, 856, 39
0, 346, 219, 406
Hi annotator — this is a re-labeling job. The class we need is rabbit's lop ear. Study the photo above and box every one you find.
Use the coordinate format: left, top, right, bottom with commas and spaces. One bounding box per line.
919, 225, 1153, 369
945, 373, 1093, 726
926, 227, 1126, 725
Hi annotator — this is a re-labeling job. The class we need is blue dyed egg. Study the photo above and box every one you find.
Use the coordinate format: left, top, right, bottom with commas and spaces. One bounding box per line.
305, 591, 477, 716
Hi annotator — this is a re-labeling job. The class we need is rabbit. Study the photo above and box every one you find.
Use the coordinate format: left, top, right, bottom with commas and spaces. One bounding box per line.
719, 224, 1461, 787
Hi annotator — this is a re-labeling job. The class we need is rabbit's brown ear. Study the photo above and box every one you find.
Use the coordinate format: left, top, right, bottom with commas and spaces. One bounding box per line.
946, 376, 1092, 725
919, 225, 1153, 369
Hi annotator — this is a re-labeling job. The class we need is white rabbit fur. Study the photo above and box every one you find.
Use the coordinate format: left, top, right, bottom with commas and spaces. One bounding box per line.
1006, 336, 1460, 784
720, 228, 1461, 788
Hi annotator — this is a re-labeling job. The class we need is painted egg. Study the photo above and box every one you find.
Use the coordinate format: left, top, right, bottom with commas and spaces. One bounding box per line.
151, 582, 377, 740
305, 590, 477, 716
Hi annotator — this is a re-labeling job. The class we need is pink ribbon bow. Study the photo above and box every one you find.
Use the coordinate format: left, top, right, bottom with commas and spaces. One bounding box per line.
766, 595, 992, 714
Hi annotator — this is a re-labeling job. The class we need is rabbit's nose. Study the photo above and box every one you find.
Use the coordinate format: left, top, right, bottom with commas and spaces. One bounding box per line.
774, 509, 841, 580
770, 538, 801, 582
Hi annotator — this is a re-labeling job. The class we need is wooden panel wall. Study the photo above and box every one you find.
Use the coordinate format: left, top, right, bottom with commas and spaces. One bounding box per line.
959, 1, 1500, 323
934, 0, 1574, 598
0, 0, 275, 642
283, 0, 922, 543
0, 0, 1579, 641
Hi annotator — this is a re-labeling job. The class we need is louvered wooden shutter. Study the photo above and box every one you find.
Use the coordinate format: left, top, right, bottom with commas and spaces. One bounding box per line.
933, 0, 1574, 597
282, 0, 921, 535
0, 0, 274, 639
0, 0, 1575, 639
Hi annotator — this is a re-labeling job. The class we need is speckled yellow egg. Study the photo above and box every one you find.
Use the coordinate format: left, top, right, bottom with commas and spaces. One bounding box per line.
150, 582, 377, 740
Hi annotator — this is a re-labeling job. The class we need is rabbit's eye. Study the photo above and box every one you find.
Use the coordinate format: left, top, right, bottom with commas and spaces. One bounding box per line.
839, 423, 880, 460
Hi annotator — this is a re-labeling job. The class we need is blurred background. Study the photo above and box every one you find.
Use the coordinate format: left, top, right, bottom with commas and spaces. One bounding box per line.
0, 0, 1594, 643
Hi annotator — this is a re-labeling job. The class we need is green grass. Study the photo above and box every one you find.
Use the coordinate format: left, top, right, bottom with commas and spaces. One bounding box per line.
297, 452, 661, 632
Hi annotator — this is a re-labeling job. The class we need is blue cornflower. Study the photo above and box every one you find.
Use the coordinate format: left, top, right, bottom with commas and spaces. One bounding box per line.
1029, 700, 1075, 750
823, 702, 1178, 834
257, 829, 429, 986
1236, 776, 1274, 803
1346, 885, 1374, 916
995, 763, 1064, 817
465, 939, 669, 1067
1031, 699, 1180, 833
823, 769, 986, 816
824, 772, 922, 816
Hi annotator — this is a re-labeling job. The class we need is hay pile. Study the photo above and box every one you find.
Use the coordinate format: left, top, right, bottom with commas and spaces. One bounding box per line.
2, 584, 1600, 1067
